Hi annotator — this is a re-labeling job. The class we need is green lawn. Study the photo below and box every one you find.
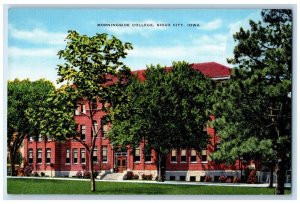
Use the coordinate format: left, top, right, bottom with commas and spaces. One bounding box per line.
7, 178, 291, 195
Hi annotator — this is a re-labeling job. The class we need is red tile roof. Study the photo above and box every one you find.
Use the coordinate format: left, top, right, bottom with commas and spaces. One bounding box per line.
131, 62, 231, 80
191, 62, 231, 78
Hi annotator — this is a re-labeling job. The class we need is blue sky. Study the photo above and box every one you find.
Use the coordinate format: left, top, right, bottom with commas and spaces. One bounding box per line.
7, 8, 262, 84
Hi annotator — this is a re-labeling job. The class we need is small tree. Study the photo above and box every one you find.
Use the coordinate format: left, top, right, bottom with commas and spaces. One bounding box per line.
28, 30, 132, 192
109, 61, 214, 181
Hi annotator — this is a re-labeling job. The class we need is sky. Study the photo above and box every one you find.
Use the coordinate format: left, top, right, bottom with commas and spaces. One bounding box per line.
7, 8, 262, 85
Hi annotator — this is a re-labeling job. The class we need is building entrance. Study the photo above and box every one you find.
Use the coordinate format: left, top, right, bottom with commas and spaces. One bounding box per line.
114, 148, 127, 173
117, 156, 127, 173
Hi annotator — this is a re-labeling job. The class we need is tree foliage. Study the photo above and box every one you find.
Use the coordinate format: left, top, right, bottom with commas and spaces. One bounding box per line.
210, 9, 292, 194
109, 61, 214, 181
28, 30, 133, 192
8, 78, 55, 175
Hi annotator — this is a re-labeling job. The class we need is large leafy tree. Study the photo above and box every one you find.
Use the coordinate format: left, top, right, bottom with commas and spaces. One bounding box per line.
210, 9, 291, 194
28, 30, 133, 192
108, 61, 214, 181
8, 79, 55, 176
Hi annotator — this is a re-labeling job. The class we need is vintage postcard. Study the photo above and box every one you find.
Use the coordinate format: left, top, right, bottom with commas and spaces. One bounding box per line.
5, 5, 293, 199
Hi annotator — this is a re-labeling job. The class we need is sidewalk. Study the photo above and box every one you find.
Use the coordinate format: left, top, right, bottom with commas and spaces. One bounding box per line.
7, 176, 291, 188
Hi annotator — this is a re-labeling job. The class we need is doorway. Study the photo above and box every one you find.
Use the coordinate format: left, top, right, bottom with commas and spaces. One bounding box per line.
117, 156, 127, 173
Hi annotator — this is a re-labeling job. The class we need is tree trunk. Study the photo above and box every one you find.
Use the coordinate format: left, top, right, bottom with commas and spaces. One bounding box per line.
156, 151, 166, 182
269, 166, 274, 188
276, 160, 285, 195
89, 150, 96, 192
10, 151, 16, 176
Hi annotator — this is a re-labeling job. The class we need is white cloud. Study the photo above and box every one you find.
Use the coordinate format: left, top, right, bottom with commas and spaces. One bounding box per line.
125, 33, 230, 69
8, 47, 60, 58
129, 34, 227, 59
189, 19, 222, 31
9, 25, 67, 45
101, 20, 168, 36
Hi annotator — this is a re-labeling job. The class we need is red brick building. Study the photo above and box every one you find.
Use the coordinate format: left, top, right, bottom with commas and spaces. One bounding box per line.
23, 62, 246, 181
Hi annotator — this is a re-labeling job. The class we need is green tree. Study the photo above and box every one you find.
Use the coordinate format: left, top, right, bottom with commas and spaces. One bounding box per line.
210, 9, 291, 194
28, 30, 132, 192
108, 61, 214, 181
8, 79, 55, 176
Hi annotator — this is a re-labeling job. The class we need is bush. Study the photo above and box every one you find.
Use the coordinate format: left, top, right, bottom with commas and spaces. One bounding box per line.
204, 176, 212, 182
219, 175, 227, 183
133, 174, 139, 180
125, 171, 134, 180
93, 171, 99, 178
142, 173, 153, 180
33, 171, 39, 177
23, 165, 33, 176
226, 177, 232, 183
247, 170, 257, 184
40, 172, 45, 177
83, 171, 91, 179
76, 171, 82, 178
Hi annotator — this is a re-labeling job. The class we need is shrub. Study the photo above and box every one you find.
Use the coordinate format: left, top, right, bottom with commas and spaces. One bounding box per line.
33, 171, 39, 177
219, 175, 227, 183
247, 170, 257, 184
141, 173, 153, 180
226, 177, 232, 183
83, 171, 91, 179
125, 171, 134, 180
40, 172, 45, 177
133, 174, 139, 180
76, 171, 82, 178
23, 165, 33, 176
233, 176, 241, 183
93, 171, 99, 178
204, 176, 212, 182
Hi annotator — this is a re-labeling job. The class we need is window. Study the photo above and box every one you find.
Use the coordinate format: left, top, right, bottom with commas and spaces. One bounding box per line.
181, 149, 187, 162
75, 104, 86, 115
190, 176, 196, 182
102, 125, 108, 138
180, 176, 186, 181
66, 148, 70, 164
37, 149, 42, 164
46, 149, 51, 164
75, 105, 80, 115
144, 150, 151, 163
93, 121, 98, 138
38, 134, 43, 142
169, 176, 176, 181
102, 146, 108, 163
73, 149, 78, 164
28, 149, 33, 164
134, 147, 140, 162
171, 149, 177, 162
80, 125, 86, 141
81, 104, 86, 114
93, 147, 98, 163
80, 148, 86, 164
29, 135, 34, 142
190, 149, 197, 163
201, 149, 207, 162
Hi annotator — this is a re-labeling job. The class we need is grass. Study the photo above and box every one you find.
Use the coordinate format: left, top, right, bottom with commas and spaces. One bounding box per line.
7, 178, 291, 195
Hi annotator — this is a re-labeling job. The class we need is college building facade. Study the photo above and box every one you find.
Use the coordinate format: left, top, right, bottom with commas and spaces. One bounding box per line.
23, 62, 255, 181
